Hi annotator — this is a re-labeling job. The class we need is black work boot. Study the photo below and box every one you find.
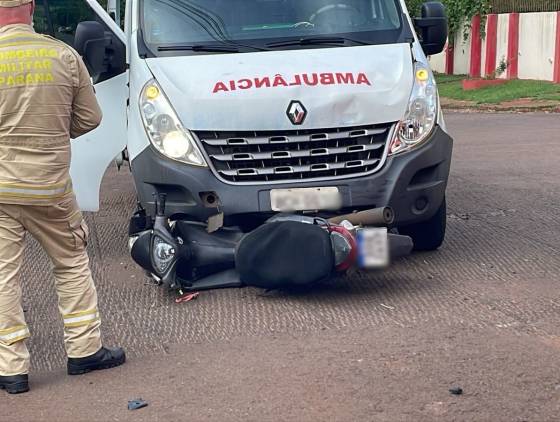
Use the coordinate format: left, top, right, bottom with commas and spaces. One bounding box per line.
0, 374, 29, 394
67, 346, 126, 375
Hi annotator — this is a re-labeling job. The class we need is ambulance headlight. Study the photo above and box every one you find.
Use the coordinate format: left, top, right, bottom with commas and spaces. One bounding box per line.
162, 131, 191, 159
140, 80, 207, 166
389, 65, 438, 155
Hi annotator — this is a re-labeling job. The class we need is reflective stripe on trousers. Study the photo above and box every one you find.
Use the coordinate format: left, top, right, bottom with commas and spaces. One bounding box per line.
0, 325, 30, 346
63, 309, 100, 328
0, 181, 72, 201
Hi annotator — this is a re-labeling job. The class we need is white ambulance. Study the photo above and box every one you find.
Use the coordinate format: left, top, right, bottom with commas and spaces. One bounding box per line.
38, 0, 453, 283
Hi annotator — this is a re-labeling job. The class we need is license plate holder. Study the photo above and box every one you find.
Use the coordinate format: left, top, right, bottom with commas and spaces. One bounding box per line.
357, 227, 390, 269
270, 187, 341, 212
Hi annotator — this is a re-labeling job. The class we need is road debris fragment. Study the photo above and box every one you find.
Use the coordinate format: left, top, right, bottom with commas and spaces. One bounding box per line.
449, 387, 463, 395
128, 399, 148, 411
176, 291, 200, 304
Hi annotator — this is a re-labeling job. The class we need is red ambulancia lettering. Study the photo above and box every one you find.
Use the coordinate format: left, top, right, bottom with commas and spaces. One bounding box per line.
213, 81, 229, 93
320, 73, 335, 85
302, 73, 319, 86
272, 74, 288, 87
336, 73, 354, 84
238, 79, 252, 89
212, 72, 372, 93
289, 74, 302, 86
356, 73, 372, 86
255, 77, 271, 88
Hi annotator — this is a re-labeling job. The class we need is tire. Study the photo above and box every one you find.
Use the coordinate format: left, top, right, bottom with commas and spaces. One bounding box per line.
398, 198, 447, 251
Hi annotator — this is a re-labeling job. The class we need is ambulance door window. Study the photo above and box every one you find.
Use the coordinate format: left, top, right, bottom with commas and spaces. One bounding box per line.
36, 0, 98, 47
36, 0, 126, 84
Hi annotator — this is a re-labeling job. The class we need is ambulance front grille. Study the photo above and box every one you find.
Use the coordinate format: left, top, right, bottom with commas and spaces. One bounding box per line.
195, 123, 394, 184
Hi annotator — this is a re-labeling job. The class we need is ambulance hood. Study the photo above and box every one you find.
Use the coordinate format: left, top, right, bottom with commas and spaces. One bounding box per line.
145, 43, 413, 131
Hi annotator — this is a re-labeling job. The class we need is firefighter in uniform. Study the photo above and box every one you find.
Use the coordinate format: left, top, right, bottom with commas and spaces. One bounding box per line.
0, 0, 125, 394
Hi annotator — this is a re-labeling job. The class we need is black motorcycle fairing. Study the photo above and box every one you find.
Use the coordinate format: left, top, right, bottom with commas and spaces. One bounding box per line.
236, 221, 335, 289
173, 221, 244, 285
130, 230, 154, 273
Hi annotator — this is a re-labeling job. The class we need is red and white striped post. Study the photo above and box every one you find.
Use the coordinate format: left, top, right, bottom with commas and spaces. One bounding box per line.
507, 13, 520, 79
445, 42, 454, 75
469, 14, 482, 78
554, 11, 560, 84
485, 14, 498, 76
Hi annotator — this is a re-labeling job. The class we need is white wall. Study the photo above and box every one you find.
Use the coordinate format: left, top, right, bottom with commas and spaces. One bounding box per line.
427, 11, 559, 82
495, 14, 510, 79
453, 26, 471, 75
518, 12, 557, 81
481, 19, 488, 76
429, 48, 446, 73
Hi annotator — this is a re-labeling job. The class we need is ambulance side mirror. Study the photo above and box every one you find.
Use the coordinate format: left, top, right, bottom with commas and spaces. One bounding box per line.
75, 21, 126, 83
75, 21, 107, 77
414, 2, 448, 56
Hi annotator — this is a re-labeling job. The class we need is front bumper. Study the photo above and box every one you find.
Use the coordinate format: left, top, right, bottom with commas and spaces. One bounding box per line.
131, 125, 453, 227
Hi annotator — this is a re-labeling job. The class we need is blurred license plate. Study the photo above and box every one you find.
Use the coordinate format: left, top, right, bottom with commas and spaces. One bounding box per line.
357, 228, 389, 269
270, 187, 341, 212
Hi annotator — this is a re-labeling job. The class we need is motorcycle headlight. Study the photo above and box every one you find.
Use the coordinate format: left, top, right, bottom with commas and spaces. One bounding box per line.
140, 80, 207, 166
389, 64, 438, 155
151, 235, 177, 275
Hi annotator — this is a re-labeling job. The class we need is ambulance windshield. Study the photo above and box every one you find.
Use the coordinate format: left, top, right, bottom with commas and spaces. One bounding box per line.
141, 0, 409, 55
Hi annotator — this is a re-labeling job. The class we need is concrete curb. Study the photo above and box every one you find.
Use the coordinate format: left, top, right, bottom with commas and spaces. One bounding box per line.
441, 99, 560, 114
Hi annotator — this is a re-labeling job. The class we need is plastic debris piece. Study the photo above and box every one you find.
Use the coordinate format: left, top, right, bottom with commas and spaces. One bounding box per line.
207, 212, 224, 233
175, 292, 200, 304
449, 387, 463, 395
128, 399, 148, 411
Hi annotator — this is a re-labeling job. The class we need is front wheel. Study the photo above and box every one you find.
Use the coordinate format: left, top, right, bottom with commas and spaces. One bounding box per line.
398, 198, 447, 251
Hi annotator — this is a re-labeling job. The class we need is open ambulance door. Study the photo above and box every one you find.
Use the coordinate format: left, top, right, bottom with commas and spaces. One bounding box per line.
38, 0, 128, 211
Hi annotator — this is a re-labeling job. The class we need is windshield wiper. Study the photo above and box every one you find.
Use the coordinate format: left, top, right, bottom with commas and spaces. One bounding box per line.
158, 44, 240, 53
266, 36, 371, 48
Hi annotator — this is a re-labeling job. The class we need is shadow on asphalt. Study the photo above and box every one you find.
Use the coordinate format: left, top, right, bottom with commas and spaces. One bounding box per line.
255, 266, 435, 302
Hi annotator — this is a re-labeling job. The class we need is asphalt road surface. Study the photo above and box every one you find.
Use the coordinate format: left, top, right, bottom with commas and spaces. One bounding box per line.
2, 113, 560, 422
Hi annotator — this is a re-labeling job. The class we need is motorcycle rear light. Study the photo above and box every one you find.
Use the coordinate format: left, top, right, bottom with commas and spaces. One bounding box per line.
331, 232, 351, 266
328, 225, 357, 272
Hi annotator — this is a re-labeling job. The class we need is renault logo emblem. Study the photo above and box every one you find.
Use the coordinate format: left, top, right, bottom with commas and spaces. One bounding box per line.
286, 100, 307, 125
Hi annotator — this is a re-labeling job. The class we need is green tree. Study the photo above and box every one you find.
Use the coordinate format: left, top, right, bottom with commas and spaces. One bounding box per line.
404, 0, 490, 42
